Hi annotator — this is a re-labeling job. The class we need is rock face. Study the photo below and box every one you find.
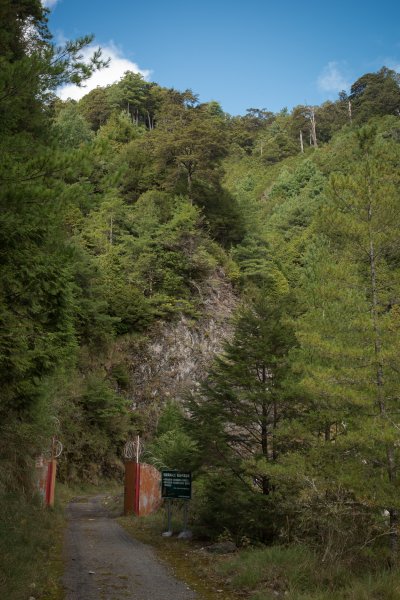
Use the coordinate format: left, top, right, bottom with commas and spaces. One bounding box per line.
118, 269, 237, 428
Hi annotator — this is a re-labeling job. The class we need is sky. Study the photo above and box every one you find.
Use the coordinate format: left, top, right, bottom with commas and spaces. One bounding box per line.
45, 0, 400, 116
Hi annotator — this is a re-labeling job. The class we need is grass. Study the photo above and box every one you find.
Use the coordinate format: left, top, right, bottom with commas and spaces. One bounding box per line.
0, 480, 123, 600
0, 492, 65, 600
217, 545, 400, 600
218, 544, 320, 593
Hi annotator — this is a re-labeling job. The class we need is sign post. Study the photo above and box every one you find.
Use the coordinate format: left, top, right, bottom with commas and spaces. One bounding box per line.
161, 471, 192, 537
166, 499, 172, 535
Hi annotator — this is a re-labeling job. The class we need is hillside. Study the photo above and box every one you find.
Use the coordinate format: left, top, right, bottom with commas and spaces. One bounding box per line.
1, 2, 400, 598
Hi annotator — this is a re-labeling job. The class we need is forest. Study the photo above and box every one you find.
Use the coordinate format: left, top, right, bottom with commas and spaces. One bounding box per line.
2, 1, 400, 599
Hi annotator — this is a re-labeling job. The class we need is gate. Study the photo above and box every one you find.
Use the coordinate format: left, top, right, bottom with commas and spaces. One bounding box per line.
123, 437, 162, 516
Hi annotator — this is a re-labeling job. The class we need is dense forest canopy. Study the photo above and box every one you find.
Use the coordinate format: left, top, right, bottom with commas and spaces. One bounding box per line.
2, 2, 400, 593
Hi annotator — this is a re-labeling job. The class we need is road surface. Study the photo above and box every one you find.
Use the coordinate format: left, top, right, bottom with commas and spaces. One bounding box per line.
63, 495, 197, 600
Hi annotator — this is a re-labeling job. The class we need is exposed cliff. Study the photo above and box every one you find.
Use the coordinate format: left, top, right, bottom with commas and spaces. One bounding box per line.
108, 268, 237, 432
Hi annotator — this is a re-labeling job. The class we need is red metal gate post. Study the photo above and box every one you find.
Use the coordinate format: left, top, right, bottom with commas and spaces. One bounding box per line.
45, 459, 57, 507
134, 462, 141, 514
124, 436, 142, 516
124, 460, 141, 515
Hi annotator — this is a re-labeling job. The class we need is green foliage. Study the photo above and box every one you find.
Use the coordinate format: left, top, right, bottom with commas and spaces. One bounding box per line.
191, 181, 246, 246
150, 430, 199, 471
189, 279, 295, 499
291, 130, 400, 530
58, 373, 134, 482
227, 108, 274, 154
145, 401, 199, 471
0, 0, 110, 497
4, 4, 400, 589
78, 86, 113, 130
157, 401, 185, 435
232, 235, 283, 288
206, 96, 400, 567
69, 245, 115, 346
52, 101, 94, 148
0, 151, 79, 449
255, 112, 298, 163
124, 193, 219, 318
147, 100, 235, 242
350, 67, 400, 124
96, 110, 140, 145
191, 469, 275, 542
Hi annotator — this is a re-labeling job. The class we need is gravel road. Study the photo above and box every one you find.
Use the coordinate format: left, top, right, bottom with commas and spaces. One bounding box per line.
63, 495, 197, 600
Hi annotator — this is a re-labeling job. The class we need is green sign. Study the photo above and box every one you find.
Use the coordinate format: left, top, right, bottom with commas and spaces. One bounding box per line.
161, 471, 192, 499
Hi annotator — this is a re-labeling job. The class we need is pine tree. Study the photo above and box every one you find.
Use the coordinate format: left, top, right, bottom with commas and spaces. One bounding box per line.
189, 274, 295, 495
293, 126, 400, 560
0, 0, 107, 484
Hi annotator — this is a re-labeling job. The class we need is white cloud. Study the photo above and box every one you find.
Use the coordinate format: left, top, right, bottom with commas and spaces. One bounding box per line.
317, 61, 350, 94
385, 60, 400, 73
42, 0, 59, 7
58, 43, 151, 101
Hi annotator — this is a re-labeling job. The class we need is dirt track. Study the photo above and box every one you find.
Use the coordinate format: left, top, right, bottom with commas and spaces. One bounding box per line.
63, 495, 197, 600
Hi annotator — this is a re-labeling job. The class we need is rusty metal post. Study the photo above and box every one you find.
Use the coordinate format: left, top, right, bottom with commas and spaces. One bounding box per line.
124, 461, 136, 515
134, 462, 141, 514
45, 459, 57, 507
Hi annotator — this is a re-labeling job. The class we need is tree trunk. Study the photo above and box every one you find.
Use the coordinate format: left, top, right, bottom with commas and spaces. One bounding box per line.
261, 366, 270, 494
272, 400, 278, 460
390, 509, 398, 560
187, 171, 193, 204
310, 108, 318, 148
367, 182, 397, 561
300, 130, 304, 153
324, 422, 331, 442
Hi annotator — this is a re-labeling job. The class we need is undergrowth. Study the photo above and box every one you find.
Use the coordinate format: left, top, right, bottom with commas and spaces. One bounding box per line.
120, 502, 400, 600
0, 492, 65, 600
218, 545, 400, 600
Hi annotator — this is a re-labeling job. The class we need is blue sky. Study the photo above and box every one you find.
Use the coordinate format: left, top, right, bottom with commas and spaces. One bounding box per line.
46, 0, 400, 115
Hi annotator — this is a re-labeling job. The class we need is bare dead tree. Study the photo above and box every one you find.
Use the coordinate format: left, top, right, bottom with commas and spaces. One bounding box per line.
309, 107, 318, 147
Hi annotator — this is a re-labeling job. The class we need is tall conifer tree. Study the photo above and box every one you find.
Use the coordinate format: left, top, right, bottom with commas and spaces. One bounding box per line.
293, 126, 400, 558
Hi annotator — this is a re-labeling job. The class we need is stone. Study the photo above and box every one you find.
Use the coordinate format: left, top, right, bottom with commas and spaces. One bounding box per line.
162, 530, 173, 537
206, 541, 236, 554
178, 530, 193, 539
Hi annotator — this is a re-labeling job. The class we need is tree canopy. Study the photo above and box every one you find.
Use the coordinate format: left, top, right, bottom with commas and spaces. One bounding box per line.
3, 2, 400, 588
